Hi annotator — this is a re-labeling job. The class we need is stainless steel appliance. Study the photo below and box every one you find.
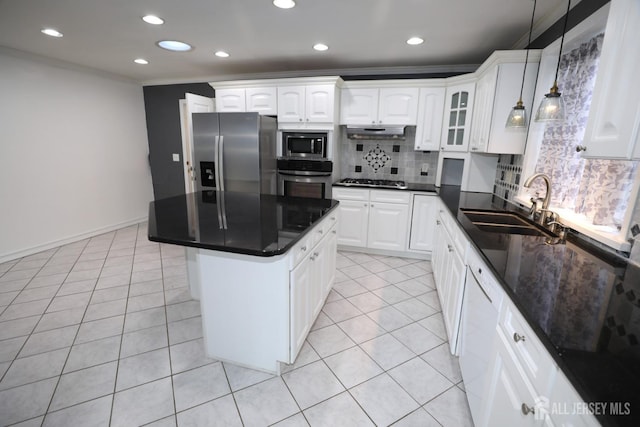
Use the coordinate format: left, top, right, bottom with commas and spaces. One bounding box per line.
338, 178, 408, 189
192, 112, 277, 194
277, 158, 333, 199
282, 131, 328, 159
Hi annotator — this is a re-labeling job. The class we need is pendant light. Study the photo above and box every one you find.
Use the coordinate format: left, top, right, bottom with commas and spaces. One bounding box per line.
535, 0, 571, 122
506, 0, 537, 128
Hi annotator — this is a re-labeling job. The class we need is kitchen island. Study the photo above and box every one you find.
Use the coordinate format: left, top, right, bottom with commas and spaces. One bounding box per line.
148, 190, 339, 374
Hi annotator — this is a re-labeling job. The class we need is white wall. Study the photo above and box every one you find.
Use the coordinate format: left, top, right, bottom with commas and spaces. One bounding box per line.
0, 49, 154, 262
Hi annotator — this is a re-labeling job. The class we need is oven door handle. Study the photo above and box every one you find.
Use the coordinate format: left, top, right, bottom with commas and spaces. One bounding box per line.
278, 170, 332, 177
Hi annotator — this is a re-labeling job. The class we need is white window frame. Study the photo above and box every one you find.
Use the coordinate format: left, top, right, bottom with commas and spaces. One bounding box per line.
517, 3, 640, 252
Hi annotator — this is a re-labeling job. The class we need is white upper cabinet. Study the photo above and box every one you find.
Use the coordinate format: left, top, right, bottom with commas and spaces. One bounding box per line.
215, 88, 246, 112
340, 87, 419, 126
278, 84, 336, 127
469, 51, 540, 155
440, 82, 475, 152
582, 0, 640, 159
415, 87, 445, 151
245, 87, 277, 115
215, 87, 277, 115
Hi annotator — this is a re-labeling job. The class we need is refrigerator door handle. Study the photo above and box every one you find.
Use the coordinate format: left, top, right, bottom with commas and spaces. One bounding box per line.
213, 135, 221, 190
218, 135, 225, 192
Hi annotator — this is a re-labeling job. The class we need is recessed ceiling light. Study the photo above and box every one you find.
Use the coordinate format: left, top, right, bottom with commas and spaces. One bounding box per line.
134, 58, 149, 65
157, 40, 193, 52
313, 43, 329, 51
41, 28, 63, 38
215, 51, 230, 58
273, 0, 296, 9
142, 15, 164, 25
407, 37, 424, 45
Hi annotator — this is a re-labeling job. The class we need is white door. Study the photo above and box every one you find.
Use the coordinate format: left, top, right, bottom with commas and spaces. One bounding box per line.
215, 88, 245, 112
378, 88, 420, 125
182, 93, 215, 194
336, 201, 369, 247
340, 88, 379, 125
409, 195, 437, 252
278, 86, 305, 123
290, 256, 311, 361
415, 87, 445, 151
305, 85, 335, 123
246, 87, 277, 115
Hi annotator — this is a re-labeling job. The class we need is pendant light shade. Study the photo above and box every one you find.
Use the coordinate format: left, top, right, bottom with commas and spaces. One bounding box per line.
535, 0, 571, 122
506, 0, 537, 129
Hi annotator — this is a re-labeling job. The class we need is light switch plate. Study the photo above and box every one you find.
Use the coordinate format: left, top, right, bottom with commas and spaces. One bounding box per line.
172, 153, 180, 162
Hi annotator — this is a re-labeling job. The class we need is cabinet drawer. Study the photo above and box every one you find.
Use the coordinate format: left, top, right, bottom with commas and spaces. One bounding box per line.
332, 187, 369, 201
499, 300, 557, 394
290, 234, 312, 269
438, 208, 468, 257
370, 190, 410, 204
311, 213, 338, 247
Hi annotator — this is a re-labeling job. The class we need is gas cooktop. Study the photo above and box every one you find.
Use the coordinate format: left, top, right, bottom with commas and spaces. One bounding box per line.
339, 178, 408, 189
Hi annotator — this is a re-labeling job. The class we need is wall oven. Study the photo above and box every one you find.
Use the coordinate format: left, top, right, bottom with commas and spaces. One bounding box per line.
277, 158, 333, 199
282, 131, 328, 159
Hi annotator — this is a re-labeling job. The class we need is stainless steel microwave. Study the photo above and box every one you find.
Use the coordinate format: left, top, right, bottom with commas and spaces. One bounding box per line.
282, 131, 327, 159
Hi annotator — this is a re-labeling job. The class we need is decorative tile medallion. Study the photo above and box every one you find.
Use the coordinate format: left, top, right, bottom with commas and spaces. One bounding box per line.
363, 145, 391, 172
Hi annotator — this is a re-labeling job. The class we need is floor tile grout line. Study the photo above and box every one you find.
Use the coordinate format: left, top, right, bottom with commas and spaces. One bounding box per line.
41, 229, 114, 421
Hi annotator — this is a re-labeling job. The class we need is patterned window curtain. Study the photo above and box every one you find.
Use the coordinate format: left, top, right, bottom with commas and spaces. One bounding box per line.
533, 33, 638, 228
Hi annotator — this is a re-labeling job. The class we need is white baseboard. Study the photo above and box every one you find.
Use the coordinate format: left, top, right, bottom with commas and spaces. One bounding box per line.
0, 216, 148, 264
337, 245, 432, 261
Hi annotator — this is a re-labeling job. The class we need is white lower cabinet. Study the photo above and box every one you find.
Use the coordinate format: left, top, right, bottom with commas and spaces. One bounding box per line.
431, 204, 468, 355
333, 188, 410, 252
289, 218, 338, 361
483, 330, 554, 427
409, 194, 437, 252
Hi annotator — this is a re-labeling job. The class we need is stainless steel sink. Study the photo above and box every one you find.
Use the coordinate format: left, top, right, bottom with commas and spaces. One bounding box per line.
461, 209, 555, 237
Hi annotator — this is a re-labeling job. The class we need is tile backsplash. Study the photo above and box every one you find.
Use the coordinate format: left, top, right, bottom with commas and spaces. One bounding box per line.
338, 126, 438, 183
493, 154, 524, 204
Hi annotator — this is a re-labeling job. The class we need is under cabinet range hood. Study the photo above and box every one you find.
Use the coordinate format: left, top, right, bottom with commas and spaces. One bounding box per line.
346, 125, 406, 140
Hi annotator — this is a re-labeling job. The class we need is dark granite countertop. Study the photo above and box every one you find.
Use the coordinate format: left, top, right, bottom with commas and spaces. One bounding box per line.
332, 182, 437, 193
438, 185, 639, 427
148, 191, 339, 257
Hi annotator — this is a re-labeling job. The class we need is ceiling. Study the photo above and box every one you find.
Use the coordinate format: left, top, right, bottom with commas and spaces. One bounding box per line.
0, 0, 569, 85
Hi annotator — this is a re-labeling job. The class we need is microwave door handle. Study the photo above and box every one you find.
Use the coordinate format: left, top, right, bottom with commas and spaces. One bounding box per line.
218, 135, 225, 192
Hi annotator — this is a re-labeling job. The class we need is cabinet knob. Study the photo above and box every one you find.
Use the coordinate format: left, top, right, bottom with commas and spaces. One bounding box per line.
306, 118, 309, 122
313, 252, 319, 257
378, 120, 382, 124
576, 145, 587, 152
310, 255, 316, 261
513, 332, 526, 343
521, 403, 535, 416
299, 118, 303, 122
478, 268, 482, 275
436, 220, 441, 225
332, 230, 336, 234
371, 121, 375, 124
301, 246, 307, 252
371, 204, 374, 207
364, 203, 368, 207
318, 229, 323, 234
331, 217, 336, 221
447, 245, 453, 252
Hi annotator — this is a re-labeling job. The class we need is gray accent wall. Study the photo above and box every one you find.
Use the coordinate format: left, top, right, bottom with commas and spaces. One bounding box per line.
143, 83, 215, 200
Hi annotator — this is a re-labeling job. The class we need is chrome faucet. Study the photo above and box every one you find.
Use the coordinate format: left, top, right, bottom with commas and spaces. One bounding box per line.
523, 173, 552, 225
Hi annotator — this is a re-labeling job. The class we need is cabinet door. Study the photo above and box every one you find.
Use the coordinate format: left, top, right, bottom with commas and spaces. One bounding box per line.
305, 85, 335, 123
310, 244, 325, 319
378, 88, 420, 125
245, 87, 277, 115
582, 0, 640, 159
431, 216, 446, 285
409, 195, 437, 252
483, 332, 553, 427
441, 82, 475, 152
339, 88, 379, 125
323, 230, 338, 297
415, 87, 445, 151
469, 68, 497, 153
336, 200, 369, 247
367, 202, 409, 251
215, 88, 246, 112
290, 256, 311, 361
443, 248, 465, 354
278, 86, 306, 123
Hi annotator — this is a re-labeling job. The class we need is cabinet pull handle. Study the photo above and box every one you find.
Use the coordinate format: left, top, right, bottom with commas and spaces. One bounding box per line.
521, 403, 535, 416
513, 332, 526, 343
576, 145, 587, 152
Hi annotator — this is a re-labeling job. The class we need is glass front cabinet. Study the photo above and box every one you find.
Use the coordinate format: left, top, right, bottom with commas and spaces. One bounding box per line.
441, 82, 475, 152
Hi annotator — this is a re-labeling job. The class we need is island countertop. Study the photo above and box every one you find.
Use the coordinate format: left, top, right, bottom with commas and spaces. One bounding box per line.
148, 190, 339, 257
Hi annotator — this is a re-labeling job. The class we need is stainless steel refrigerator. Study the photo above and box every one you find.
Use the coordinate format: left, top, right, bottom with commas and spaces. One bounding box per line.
192, 112, 277, 194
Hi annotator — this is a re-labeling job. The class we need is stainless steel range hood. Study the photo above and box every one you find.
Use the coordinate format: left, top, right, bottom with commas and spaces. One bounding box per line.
346, 125, 406, 140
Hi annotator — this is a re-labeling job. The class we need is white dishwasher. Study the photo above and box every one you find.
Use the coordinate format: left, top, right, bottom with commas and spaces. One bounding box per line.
459, 249, 503, 426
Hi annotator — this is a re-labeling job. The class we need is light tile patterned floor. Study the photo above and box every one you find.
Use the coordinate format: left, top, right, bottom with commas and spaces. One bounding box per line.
0, 223, 473, 426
